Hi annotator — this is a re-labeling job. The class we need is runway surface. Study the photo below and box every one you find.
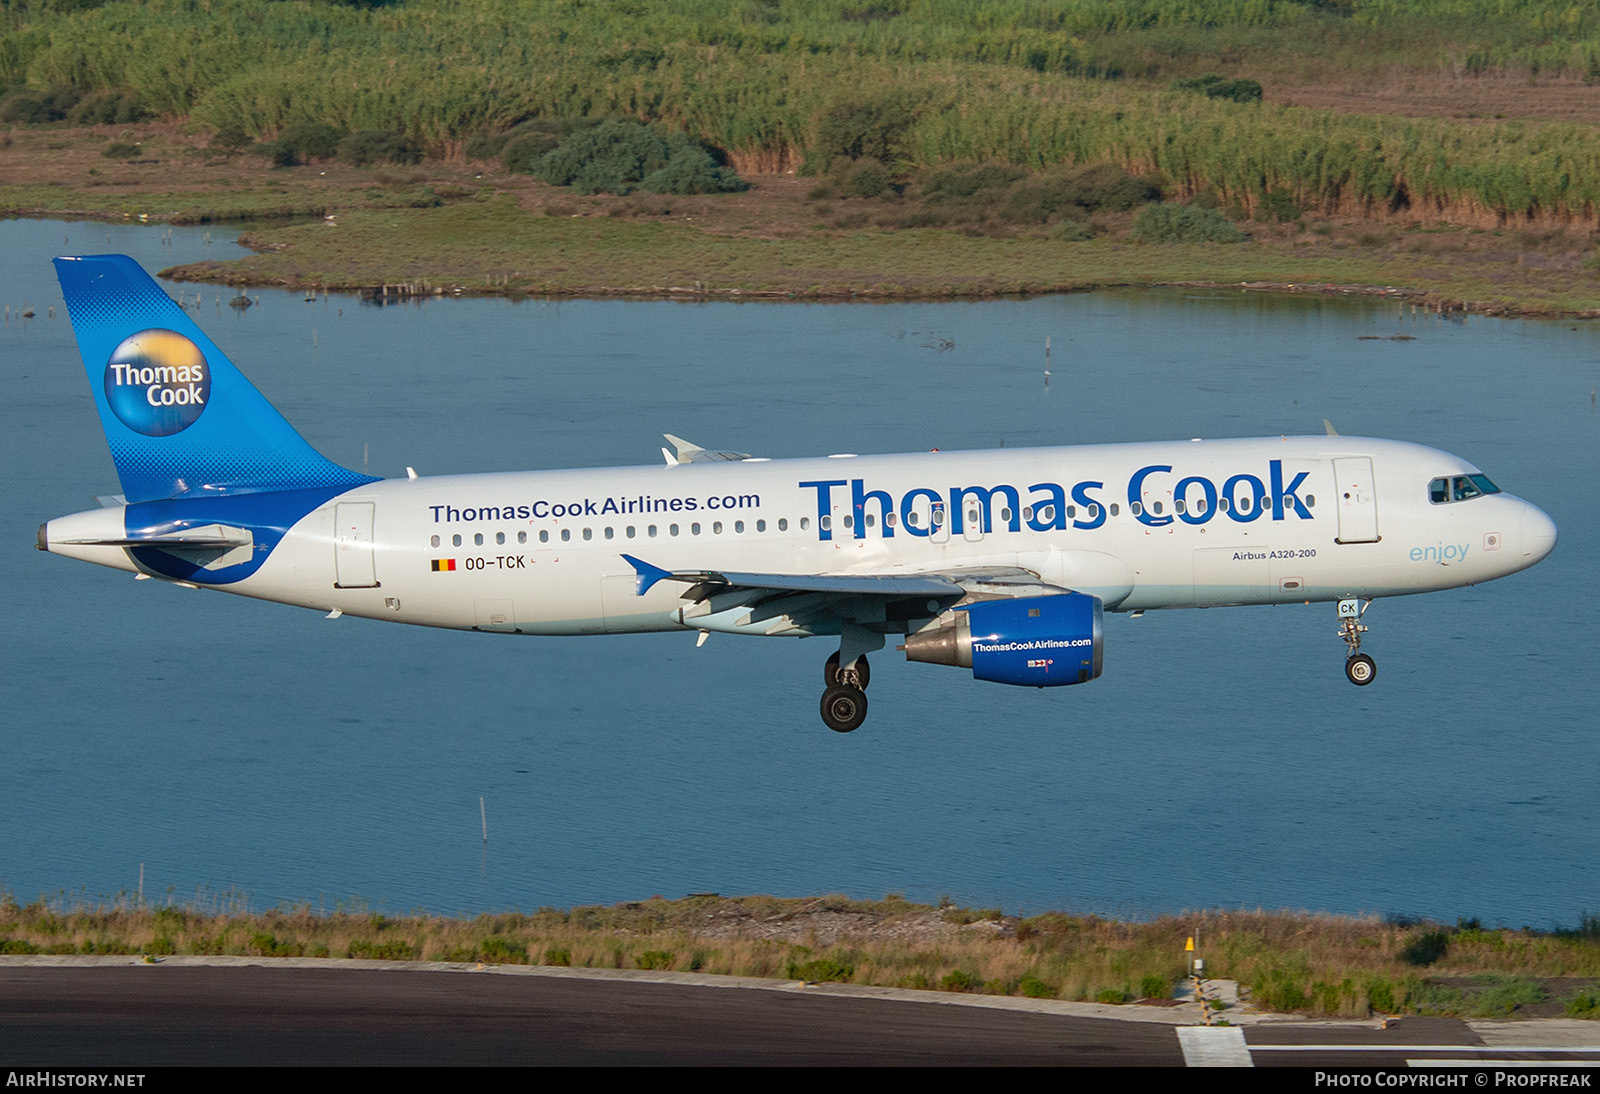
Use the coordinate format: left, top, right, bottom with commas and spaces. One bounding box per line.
3, 960, 1597, 1067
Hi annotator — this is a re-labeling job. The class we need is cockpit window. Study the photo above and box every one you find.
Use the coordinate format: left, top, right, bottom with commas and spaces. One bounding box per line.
1429, 474, 1501, 504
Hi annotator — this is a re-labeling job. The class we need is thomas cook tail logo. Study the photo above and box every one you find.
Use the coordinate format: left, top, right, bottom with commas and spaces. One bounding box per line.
103, 329, 211, 437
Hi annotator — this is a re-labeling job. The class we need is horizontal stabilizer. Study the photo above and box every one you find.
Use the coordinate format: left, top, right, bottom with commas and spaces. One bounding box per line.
53, 522, 253, 550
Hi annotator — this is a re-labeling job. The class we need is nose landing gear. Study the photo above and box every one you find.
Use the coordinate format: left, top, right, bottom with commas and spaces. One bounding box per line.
1338, 598, 1376, 686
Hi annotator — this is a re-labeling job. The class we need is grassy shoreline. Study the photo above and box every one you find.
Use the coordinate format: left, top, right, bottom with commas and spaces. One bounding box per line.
6, 125, 1600, 318
3, 893, 1597, 1021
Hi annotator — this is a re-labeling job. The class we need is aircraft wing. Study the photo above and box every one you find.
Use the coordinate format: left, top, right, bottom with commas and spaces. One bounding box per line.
620, 554, 1073, 636
661, 434, 756, 466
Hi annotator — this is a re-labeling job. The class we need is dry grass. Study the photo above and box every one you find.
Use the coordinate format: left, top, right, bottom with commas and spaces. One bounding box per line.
4, 892, 1597, 1018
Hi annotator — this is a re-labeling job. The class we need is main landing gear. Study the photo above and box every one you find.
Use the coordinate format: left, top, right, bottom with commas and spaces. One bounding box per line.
821, 651, 870, 733
1338, 598, 1376, 686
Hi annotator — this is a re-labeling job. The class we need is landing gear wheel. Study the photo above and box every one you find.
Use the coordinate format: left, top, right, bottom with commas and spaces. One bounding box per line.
1345, 653, 1377, 686
820, 685, 868, 733
824, 651, 870, 689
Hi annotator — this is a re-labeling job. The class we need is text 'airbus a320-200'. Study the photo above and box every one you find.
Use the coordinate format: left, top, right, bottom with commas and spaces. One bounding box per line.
38, 255, 1557, 731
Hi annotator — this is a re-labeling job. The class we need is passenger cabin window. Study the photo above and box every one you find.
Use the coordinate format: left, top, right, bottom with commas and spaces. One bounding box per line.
430, 534, 440, 548
517, 531, 527, 544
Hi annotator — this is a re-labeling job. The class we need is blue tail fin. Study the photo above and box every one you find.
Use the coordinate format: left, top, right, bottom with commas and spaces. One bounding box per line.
53, 254, 376, 503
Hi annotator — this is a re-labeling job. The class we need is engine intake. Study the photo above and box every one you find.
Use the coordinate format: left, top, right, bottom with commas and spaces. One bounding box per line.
902, 593, 1103, 686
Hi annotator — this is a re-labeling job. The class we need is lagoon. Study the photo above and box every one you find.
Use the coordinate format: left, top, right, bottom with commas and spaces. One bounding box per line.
1, 218, 1594, 925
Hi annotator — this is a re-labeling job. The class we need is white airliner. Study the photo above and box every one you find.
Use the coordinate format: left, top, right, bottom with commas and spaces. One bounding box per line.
39, 255, 1558, 731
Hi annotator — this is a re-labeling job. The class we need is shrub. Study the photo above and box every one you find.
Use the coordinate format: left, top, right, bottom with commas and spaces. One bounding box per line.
1252, 967, 1312, 1012
787, 957, 855, 983
535, 120, 744, 195
1171, 75, 1264, 103
1131, 203, 1247, 243
1050, 220, 1097, 241
840, 161, 892, 199
67, 90, 146, 126
1138, 975, 1171, 1000
280, 122, 345, 162
809, 90, 922, 172
1095, 987, 1130, 1004
208, 126, 254, 156
542, 946, 572, 967
641, 142, 747, 195
1018, 976, 1054, 998
348, 939, 417, 960
465, 131, 509, 161
495, 120, 564, 173
478, 937, 527, 964
1003, 164, 1158, 223
1399, 930, 1450, 967
1257, 189, 1302, 222
635, 949, 676, 970
941, 969, 982, 992
1566, 991, 1599, 1018
0, 90, 51, 124
918, 162, 1027, 202
338, 130, 423, 166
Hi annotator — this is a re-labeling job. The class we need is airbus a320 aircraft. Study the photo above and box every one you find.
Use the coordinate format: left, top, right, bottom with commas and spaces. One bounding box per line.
39, 255, 1557, 732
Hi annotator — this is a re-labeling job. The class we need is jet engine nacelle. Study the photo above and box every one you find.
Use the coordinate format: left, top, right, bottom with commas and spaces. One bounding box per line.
902, 593, 1103, 687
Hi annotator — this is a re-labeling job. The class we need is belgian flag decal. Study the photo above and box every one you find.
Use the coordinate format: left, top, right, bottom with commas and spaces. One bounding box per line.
431, 559, 456, 572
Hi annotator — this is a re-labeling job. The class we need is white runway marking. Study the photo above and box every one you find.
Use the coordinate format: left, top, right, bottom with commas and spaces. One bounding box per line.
1178, 1026, 1252, 1067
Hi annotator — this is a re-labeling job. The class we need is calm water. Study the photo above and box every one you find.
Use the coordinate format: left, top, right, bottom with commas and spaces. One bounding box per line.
1, 218, 1595, 925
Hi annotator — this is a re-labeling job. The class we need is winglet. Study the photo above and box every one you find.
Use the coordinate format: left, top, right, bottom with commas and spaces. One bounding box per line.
620, 554, 671, 596
1323, 418, 1340, 436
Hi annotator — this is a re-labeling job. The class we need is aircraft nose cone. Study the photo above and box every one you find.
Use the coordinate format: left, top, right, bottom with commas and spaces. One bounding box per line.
1520, 503, 1557, 564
